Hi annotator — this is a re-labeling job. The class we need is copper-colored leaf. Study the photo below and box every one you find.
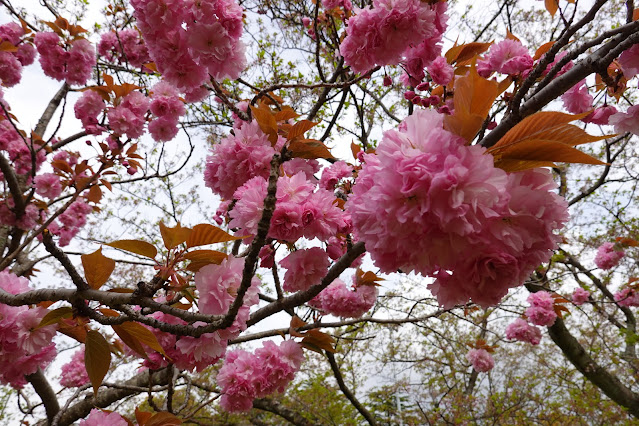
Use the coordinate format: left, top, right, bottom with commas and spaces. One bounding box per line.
273, 106, 299, 122
58, 317, 89, 343
506, 29, 521, 43
302, 330, 336, 353
287, 120, 318, 141
617, 237, 639, 247
289, 315, 307, 338
288, 138, 333, 159
146, 412, 183, 426
350, 142, 360, 160
85, 330, 111, 395
444, 65, 499, 142
445, 42, 492, 65
533, 41, 556, 61
633, 8, 639, 21
159, 221, 192, 250
0, 41, 17, 52
81, 247, 116, 289
37, 306, 73, 329
186, 223, 244, 248
87, 185, 102, 204
112, 323, 147, 359
182, 249, 227, 272
116, 321, 169, 358
136, 408, 154, 426
106, 239, 158, 259
250, 105, 278, 145
545, 0, 559, 16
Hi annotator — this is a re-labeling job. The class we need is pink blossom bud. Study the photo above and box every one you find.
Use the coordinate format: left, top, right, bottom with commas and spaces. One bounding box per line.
403, 90, 415, 100
383, 76, 392, 86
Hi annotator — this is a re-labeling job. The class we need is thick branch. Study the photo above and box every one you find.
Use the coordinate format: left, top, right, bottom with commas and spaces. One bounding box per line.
55, 368, 171, 426
27, 369, 60, 424
35, 83, 69, 137
253, 398, 316, 426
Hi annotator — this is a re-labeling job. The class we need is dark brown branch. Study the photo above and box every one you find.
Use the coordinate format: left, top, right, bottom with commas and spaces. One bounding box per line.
253, 398, 316, 426
247, 241, 365, 326
326, 351, 378, 426
26, 369, 59, 424
55, 368, 172, 426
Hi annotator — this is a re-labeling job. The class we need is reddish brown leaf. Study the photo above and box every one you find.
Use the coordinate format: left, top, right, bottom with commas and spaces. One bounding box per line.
136, 408, 154, 426
288, 139, 333, 160
185, 223, 244, 248
106, 239, 158, 259
273, 106, 299, 122
182, 249, 227, 272
545, 0, 559, 16
506, 29, 521, 43
302, 330, 336, 354
444, 65, 499, 142
159, 221, 192, 250
445, 42, 492, 65
0, 41, 17, 52
287, 120, 318, 141
533, 41, 556, 61
87, 185, 102, 204
146, 412, 183, 426
350, 142, 361, 160
85, 330, 111, 395
81, 247, 115, 290
112, 323, 147, 359
250, 105, 278, 145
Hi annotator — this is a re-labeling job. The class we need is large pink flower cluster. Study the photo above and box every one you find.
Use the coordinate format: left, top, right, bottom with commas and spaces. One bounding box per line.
466, 348, 494, 373
74, 90, 106, 135
229, 172, 347, 243
340, 0, 446, 75
594, 242, 625, 270
107, 91, 149, 139
525, 291, 557, 327
0, 271, 57, 388
477, 39, 533, 77
217, 340, 304, 412
98, 29, 150, 69
79, 409, 128, 426
60, 348, 90, 387
280, 247, 330, 292
614, 287, 639, 308
34, 32, 95, 86
131, 0, 246, 91
204, 120, 276, 200
0, 22, 35, 87
148, 81, 185, 142
309, 278, 378, 318
347, 109, 568, 308
505, 318, 542, 345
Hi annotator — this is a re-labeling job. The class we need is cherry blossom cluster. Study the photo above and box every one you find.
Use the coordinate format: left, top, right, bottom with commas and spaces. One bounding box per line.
571, 287, 590, 306
614, 287, 639, 308
59, 348, 90, 388
79, 409, 128, 426
0, 271, 57, 388
217, 340, 304, 412
129, 257, 260, 372
346, 109, 569, 308
594, 242, 625, 270
148, 80, 186, 142
97, 29, 150, 69
309, 277, 378, 318
505, 318, 542, 345
340, 0, 448, 81
466, 348, 494, 373
34, 32, 94, 86
130, 0, 246, 94
477, 39, 533, 78
0, 22, 36, 87
525, 291, 557, 327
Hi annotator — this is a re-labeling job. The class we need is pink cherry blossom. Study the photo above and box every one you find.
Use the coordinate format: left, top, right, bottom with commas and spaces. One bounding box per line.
427, 56, 454, 86
79, 409, 128, 426
280, 247, 330, 292
34, 173, 62, 199
319, 161, 353, 190
466, 348, 494, 372
478, 39, 533, 77
594, 242, 625, 270
505, 318, 542, 345
609, 105, 639, 135
561, 80, 593, 114
583, 105, 617, 125
614, 287, 639, 307
618, 44, 639, 78
525, 291, 557, 327
571, 287, 590, 306
310, 278, 378, 318
60, 349, 89, 387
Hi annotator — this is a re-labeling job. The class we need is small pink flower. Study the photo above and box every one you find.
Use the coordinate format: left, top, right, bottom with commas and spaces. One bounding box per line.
466, 348, 494, 372
594, 242, 625, 270
505, 318, 542, 345
571, 287, 590, 306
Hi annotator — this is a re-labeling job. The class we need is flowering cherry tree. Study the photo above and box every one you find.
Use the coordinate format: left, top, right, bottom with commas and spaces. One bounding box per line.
0, 0, 638, 423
